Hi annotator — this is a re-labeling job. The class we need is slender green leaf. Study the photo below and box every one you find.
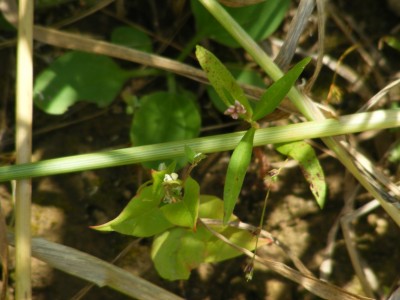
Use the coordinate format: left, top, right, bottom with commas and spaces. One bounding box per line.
253, 57, 311, 121
91, 185, 173, 237
223, 127, 255, 223
276, 141, 326, 208
195, 45, 252, 116
208, 65, 266, 113
161, 176, 200, 229
192, 0, 290, 47
184, 145, 197, 164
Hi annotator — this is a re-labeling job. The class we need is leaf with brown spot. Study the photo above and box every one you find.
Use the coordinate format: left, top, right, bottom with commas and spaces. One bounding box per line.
276, 141, 326, 208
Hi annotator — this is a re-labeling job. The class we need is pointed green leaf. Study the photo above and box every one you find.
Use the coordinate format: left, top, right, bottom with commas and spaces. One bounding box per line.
195, 45, 252, 116
184, 145, 197, 164
91, 185, 173, 237
253, 57, 311, 121
223, 127, 255, 223
208, 65, 266, 113
161, 176, 200, 229
276, 141, 326, 208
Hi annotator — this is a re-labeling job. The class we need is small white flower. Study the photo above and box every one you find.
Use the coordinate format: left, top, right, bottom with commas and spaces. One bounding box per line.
164, 172, 179, 182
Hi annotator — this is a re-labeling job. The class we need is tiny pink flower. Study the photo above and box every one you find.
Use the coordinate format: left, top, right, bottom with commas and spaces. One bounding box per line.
224, 100, 247, 119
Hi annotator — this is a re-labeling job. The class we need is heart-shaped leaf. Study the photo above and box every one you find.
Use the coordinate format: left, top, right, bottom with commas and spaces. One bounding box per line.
151, 227, 207, 280
34, 51, 130, 115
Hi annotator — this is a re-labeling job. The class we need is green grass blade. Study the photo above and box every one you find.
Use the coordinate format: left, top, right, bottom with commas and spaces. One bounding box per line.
253, 57, 311, 121
223, 127, 255, 224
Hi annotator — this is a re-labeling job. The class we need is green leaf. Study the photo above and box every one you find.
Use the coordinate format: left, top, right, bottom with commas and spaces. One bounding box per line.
151, 195, 270, 280
184, 145, 197, 164
204, 226, 259, 263
380, 36, 400, 52
151, 227, 207, 280
208, 65, 266, 113
161, 176, 200, 229
34, 51, 130, 115
253, 57, 311, 121
276, 141, 326, 208
198, 195, 225, 219
130, 90, 201, 169
192, 0, 290, 48
111, 26, 152, 52
91, 185, 173, 237
195, 45, 252, 116
223, 127, 255, 223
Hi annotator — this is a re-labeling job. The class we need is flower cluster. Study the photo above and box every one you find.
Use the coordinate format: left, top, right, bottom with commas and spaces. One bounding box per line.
224, 100, 247, 119
163, 173, 182, 203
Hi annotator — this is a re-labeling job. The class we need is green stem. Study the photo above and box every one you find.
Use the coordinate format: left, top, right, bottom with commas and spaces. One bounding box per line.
0, 110, 398, 181
197, 0, 400, 226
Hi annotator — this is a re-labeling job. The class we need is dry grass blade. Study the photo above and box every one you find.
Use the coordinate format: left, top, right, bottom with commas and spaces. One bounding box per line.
33, 26, 208, 85
201, 218, 313, 276
201, 220, 374, 300
305, 0, 326, 92
274, 0, 315, 70
341, 200, 381, 298
7, 233, 183, 300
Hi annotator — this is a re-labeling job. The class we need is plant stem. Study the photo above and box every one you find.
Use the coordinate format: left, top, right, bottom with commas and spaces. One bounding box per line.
15, 0, 34, 298
197, 0, 400, 226
0, 110, 398, 182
